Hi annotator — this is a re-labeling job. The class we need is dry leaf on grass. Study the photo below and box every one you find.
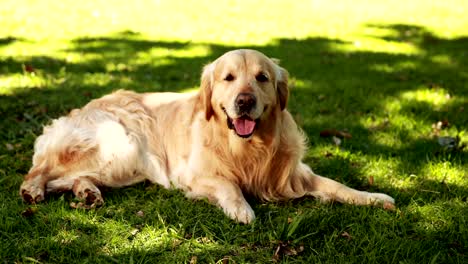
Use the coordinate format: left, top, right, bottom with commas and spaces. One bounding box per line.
273, 241, 304, 262
368, 176, 374, 186
432, 119, 450, 136
332, 136, 341, 146
21, 207, 38, 218
24, 64, 35, 73
220, 256, 231, 264
136, 210, 145, 217
130, 228, 139, 236
320, 129, 352, 139
69, 202, 98, 209
340, 231, 352, 240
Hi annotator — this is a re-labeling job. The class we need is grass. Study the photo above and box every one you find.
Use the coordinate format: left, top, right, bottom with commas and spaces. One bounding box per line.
1, 0, 467, 263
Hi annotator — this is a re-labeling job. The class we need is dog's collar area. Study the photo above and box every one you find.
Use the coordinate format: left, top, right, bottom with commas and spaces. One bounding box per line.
222, 107, 259, 138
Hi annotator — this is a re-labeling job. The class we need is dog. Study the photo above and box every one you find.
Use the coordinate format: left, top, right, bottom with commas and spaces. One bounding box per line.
20, 49, 395, 224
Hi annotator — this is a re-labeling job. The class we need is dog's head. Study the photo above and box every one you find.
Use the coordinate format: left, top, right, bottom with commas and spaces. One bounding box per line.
200, 49, 289, 139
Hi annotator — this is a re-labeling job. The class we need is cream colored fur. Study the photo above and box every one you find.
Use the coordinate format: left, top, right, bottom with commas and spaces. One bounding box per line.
20, 49, 395, 223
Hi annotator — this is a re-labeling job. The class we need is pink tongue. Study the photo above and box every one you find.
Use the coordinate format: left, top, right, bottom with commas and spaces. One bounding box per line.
233, 118, 256, 136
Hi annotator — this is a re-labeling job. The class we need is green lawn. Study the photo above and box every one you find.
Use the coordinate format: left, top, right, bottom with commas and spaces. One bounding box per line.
1, 0, 467, 263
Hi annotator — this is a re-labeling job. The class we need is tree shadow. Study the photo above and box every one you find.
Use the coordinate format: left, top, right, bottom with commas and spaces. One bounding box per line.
0, 36, 24, 46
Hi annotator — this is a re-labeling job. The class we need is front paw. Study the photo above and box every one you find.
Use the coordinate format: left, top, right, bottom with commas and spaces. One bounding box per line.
222, 199, 256, 224
367, 192, 395, 210
71, 189, 104, 209
20, 182, 45, 204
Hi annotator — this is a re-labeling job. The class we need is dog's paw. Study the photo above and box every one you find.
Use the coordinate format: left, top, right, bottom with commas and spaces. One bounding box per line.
222, 200, 256, 224
20, 183, 45, 204
367, 192, 395, 210
72, 189, 104, 209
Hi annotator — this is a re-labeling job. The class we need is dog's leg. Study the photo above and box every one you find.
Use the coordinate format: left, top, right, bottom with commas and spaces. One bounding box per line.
71, 177, 104, 208
20, 167, 49, 204
292, 163, 395, 209
185, 176, 255, 224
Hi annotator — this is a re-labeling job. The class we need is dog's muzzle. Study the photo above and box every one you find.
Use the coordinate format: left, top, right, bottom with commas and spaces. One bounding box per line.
223, 108, 259, 139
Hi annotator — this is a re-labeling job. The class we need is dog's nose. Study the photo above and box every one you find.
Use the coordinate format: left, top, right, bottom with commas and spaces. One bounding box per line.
235, 93, 257, 113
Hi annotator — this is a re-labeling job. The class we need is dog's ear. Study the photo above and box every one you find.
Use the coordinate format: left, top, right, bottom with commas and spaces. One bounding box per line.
200, 62, 215, 120
272, 59, 289, 111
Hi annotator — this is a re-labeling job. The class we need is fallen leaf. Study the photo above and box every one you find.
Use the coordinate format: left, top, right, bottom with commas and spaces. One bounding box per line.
368, 176, 374, 186
198, 237, 211, 244
287, 217, 293, 224
273, 241, 304, 262
189, 256, 198, 264
220, 256, 230, 264
21, 207, 38, 218
172, 239, 182, 249
432, 119, 450, 136
24, 64, 35, 73
320, 129, 352, 139
136, 210, 145, 217
332, 136, 341, 146
69, 202, 94, 209
340, 231, 352, 240
272, 244, 282, 262
130, 228, 139, 236
441, 119, 450, 127
5, 143, 14, 151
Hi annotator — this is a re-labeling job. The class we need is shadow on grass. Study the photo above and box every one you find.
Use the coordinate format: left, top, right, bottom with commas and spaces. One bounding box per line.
1, 24, 467, 262
0, 36, 24, 46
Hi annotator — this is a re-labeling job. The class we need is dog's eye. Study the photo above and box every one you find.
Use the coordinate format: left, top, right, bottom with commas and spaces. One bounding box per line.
224, 74, 235, 81
256, 73, 269, 82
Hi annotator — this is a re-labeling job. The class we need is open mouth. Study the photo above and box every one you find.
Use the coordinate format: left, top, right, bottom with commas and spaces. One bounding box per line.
222, 107, 259, 138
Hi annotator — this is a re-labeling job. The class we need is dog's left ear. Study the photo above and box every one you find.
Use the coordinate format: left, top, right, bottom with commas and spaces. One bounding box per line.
271, 59, 289, 111
200, 62, 215, 120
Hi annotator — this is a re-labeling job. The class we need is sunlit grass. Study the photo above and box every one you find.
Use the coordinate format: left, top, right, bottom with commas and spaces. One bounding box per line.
401, 88, 451, 108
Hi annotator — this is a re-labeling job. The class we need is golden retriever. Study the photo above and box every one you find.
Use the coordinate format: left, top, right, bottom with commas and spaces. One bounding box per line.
20, 49, 394, 223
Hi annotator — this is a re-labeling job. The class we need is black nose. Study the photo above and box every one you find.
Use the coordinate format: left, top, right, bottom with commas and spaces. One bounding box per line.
235, 93, 257, 113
